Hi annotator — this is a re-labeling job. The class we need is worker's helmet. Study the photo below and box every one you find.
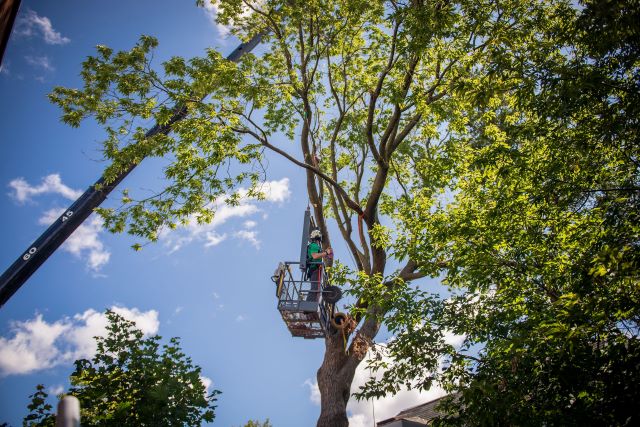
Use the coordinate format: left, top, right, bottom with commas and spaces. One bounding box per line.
310, 229, 322, 240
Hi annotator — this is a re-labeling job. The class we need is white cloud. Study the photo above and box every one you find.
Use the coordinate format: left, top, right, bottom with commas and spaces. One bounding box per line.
164, 203, 256, 253
201, 1, 231, 37
39, 209, 110, 272
111, 306, 159, 335
17, 9, 70, 45
48, 384, 65, 396
304, 379, 322, 406
235, 315, 246, 322
61, 309, 110, 361
343, 331, 464, 425
304, 348, 448, 426
8, 174, 82, 203
443, 330, 466, 349
254, 178, 291, 203
347, 413, 369, 427
174, 306, 184, 315
0, 307, 159, 377
200, 375, 213, 392
201, 0, 267, 41
234, 229, 260, 248
62, 307, 159, 362
212, 203, 259, 226
160, 178, 290, 252
347, 355, 447, 426
200, 375, 216, 398
0, 314, 69, 375
25, 55, 55, 72
204, 231, 227, 248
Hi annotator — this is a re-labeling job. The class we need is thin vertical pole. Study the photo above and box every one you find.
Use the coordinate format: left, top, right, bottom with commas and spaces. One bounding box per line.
55, 396, 80, 427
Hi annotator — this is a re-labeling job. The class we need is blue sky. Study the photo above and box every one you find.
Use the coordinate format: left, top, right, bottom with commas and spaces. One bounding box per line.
0, 2, 451, 426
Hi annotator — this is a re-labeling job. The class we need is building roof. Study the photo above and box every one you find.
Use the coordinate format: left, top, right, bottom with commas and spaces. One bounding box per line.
377, 394, 454, 426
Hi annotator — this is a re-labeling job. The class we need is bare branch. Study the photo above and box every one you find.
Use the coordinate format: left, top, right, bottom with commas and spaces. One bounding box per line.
389, 111, 423, 153
365, 19, 402, 164
327, 187, 365, 271
380, 55, 419, 157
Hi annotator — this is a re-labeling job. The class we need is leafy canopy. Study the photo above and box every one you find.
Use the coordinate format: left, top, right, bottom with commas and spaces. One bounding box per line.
23, 310, 219, 426
354, 0, 640, 425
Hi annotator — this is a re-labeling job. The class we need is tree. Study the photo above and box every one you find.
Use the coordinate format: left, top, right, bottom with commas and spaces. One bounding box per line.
48, 0, 588, 425
23, 311, 219, 426
240, 420, 272, 427
354, 0, 640, 425
23, 385, 54, 427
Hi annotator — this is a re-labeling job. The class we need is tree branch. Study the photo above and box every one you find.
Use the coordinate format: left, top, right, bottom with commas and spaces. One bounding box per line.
365, 19, 401, 164
327, 187, 365, 271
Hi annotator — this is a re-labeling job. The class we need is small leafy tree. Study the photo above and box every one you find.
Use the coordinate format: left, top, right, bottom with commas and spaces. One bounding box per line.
23, 311, 219, 426
241, 420, 272, 427
23, 385, 54, 427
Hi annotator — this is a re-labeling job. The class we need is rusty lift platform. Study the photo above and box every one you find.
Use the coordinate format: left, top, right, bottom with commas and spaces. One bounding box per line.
271, 208, 343, 339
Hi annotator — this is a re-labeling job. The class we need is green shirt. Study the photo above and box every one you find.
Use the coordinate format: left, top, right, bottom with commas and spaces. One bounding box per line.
307, 242, 322, 266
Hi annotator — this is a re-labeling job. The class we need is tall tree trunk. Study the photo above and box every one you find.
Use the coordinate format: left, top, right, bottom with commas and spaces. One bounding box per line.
316, 315, 381, 426
315, 223, 387, 425
316, 333, 357, 427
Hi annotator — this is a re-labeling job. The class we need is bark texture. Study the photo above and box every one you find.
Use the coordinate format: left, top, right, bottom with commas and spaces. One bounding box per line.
316, 331, 362, 427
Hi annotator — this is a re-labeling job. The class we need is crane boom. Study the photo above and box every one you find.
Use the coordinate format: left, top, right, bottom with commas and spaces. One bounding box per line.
0, 0, 21, 67
0, 32, 265, 308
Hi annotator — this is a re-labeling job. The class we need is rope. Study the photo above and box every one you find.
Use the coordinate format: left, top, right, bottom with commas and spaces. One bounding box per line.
368, 348, 376, 426
343, 327, 348, 354
372, 396, 376, 427
345, 247, 358, 273
358, 212, 365, 244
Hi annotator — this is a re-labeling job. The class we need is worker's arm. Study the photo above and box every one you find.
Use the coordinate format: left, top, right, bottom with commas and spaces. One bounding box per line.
310, 248, 332, 259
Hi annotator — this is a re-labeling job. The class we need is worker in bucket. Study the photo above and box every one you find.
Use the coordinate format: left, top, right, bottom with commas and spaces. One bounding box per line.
306, 229, 332, 301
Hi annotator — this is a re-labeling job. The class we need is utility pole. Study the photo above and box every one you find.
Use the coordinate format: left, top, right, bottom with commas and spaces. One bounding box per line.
0, 31, 265, 308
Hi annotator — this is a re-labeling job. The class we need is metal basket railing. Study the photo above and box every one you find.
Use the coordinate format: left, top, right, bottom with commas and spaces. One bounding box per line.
271, 261, 336, 339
